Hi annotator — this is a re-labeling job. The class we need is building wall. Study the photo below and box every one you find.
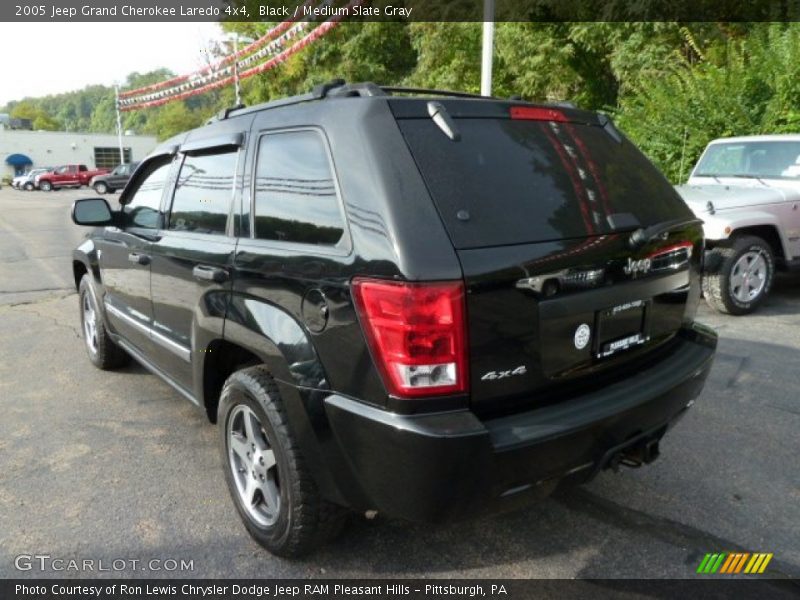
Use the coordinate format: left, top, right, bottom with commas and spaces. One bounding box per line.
1, 130, 157, 177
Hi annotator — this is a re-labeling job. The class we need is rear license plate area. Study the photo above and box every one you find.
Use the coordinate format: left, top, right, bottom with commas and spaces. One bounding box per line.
595, 300, 649, 358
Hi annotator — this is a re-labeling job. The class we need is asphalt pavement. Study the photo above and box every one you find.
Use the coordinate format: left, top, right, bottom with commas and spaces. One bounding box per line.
0, 186, 798, 580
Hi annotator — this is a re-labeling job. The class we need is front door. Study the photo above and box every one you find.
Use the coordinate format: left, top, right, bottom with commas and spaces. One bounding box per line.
98, 158, 173, 354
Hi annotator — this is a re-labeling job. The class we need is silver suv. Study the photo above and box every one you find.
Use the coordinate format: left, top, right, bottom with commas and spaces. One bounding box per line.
677, 135, 800, 314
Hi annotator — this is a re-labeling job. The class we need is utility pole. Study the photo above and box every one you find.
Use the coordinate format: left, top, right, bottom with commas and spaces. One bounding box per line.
481, 0, 495, 97
114, 83, 125, 165
233, 34, 242, 106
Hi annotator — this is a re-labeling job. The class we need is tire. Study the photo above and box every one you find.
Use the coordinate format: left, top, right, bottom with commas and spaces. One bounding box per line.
94, 182, 109, 195
39, 181, 52, 192
218, 366, 348, 557
24, 182, 34, 191
702, 235, 775, 315
78, 275, 130, 369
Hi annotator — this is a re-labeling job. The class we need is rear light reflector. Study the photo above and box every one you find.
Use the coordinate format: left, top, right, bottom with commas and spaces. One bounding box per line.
510, 106, 568, 122
351, 278, 468, 398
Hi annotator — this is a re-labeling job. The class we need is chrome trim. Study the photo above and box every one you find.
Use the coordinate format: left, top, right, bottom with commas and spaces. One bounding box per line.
104, 302, 191, 363
114, 337, 200, 407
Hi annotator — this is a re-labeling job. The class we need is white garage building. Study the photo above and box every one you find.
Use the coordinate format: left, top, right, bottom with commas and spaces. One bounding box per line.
1, 129, 157, 177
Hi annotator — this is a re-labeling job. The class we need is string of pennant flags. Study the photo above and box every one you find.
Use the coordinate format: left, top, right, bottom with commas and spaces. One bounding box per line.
118, 0, 361, 112
117, 0, 318, 101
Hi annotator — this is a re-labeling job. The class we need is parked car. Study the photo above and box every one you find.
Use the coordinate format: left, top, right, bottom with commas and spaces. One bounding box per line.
90, 162, 140, 195
37, 164, 109, 191
12, 171, 29, 189
15, 168, 52, 191
70, 81, 717, 557
676, 135, 800, 314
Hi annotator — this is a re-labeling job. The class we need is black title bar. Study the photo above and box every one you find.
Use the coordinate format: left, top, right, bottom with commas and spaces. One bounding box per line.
4, 0, 800, 22
3, 579, 800, 600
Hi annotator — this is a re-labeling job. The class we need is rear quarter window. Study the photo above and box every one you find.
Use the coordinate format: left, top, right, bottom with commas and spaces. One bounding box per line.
253, 130, 345, 247
398, 118, 692, 249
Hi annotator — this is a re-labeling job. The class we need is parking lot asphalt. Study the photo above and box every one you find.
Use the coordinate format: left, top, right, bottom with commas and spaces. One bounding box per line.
0, 186, 798, 581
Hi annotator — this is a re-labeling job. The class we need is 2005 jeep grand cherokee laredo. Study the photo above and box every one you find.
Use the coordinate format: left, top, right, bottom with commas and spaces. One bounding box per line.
71, 81, 717, 557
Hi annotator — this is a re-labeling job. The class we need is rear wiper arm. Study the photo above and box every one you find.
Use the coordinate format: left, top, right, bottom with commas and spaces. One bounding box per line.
629, 217, 703, 249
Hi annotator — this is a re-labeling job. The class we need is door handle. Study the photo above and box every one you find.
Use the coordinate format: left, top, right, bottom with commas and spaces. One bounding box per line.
193, 265, 229, 283
127, 253, 150, 266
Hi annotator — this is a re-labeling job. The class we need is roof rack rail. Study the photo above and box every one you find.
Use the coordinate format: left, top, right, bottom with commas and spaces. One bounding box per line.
312, 78, 347, 98
203, 81, 580, 125
327, 82, 385, 98
310, 80, 496, 100
381, 86, 493, 100
217, 104, 245, 121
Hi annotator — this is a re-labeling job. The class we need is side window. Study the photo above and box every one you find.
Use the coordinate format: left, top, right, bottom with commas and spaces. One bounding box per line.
122, 160, 172, 230
167, 150, 237, 235
254, 130, 344, 246
56, 166, 68, 174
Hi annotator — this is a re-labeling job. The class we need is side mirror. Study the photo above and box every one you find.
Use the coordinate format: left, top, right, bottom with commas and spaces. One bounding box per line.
72, 197, 114, 226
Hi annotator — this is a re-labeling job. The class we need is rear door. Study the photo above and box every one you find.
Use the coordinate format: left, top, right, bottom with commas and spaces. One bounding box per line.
147, 135, 243, 390
395, 102, 703, 414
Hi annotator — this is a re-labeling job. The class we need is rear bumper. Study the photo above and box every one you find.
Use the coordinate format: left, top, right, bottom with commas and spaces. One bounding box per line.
324, 323, 717, 522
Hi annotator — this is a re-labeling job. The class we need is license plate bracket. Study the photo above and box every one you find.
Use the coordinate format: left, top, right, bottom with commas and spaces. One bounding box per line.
595, 299, 649, 358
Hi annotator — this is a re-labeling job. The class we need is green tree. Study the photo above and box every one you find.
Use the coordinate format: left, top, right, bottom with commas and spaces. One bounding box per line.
10, 100, 59, 130
146, 101, 205, 140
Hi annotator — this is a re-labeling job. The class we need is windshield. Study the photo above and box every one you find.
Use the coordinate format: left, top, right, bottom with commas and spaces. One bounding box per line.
694, 141, 800, 180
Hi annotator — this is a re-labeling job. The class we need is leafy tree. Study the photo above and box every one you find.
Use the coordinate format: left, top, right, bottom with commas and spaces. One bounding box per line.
146, 102, 205, 140
10, 100, 59, 130
617, 23, 800, 182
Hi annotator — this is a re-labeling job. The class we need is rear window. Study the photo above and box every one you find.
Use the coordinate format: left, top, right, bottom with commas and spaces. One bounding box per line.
398, 118, 691, 249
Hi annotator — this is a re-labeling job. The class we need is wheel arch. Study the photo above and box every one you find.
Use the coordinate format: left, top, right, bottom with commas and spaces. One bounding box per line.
199, 299, 345, 506
707, 211, 789, 262
72, 239, 102, 290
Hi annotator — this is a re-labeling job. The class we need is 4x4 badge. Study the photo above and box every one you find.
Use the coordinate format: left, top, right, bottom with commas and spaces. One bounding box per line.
481, 366, 527, 381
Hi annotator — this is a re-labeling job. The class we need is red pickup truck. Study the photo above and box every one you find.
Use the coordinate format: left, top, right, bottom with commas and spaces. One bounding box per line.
37, 164, 109, 191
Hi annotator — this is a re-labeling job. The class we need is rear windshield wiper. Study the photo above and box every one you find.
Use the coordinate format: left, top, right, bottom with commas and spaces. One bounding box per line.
629, 217, 703, 249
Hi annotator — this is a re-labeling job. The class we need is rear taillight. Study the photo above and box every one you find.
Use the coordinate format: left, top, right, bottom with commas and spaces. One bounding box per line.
352, 278, 468, 398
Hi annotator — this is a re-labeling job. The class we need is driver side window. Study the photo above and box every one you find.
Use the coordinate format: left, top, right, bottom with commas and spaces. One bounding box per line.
122, 160, 172, 229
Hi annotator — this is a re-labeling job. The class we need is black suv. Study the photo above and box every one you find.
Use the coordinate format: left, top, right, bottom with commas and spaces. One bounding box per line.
71, 81, 717, 557
91, 162, 140, 195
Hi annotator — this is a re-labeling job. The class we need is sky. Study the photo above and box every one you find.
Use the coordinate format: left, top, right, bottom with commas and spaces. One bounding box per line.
0, 22, 224, 107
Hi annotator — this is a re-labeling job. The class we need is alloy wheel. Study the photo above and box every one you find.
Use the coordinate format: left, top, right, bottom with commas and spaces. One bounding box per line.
729, 250, 768, 303
82, 292, 98, 355
227, 404, 281, 527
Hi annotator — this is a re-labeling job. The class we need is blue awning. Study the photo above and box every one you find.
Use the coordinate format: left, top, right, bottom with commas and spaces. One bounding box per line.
6, 153, 32, 166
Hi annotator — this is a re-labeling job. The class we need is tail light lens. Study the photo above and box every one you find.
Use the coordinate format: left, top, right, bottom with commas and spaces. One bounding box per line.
352, 278, 468, 398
